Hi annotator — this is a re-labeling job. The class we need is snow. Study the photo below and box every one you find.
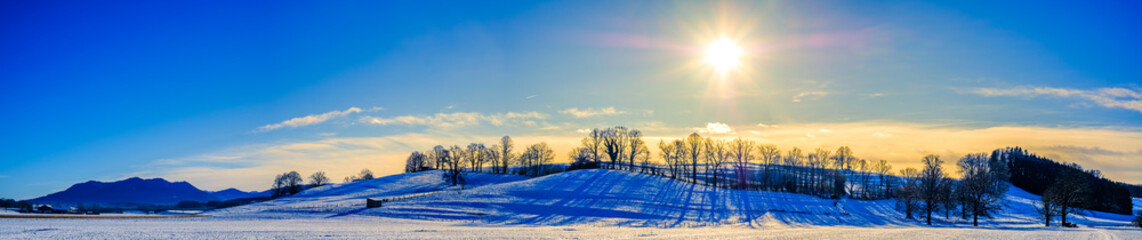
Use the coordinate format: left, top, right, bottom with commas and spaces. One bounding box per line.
3, 169, 1141, 239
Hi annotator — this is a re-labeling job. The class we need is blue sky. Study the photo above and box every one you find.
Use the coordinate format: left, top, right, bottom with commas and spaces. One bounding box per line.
2, 1, 1141, 199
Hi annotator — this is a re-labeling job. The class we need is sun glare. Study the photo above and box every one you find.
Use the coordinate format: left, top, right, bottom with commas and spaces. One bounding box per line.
704, 37, 743, 75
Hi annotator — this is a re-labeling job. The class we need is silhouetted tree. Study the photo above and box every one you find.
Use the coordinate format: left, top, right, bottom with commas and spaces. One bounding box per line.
756, 144, 779, 190
1035, 197, 1059, 227
432, 145, 447, 170
957, 153, 1008, 226
309, 171, 329, 187
873, 159, 893, 199
1045, 172, 1088, 227
684, 133, 704, 182
625, 130, 647, 172
919, 154, 946, 225
466, 143, 487, 172
405, 151, 429, 173
659, 140, 680, 178
358, 169, 374, 181
783, 147, 805, 193
568, 147, 597, 170
734, 139, 759, 189
704, 138, 729, 188
601, 127, 628, 169
442, 146, 465, 185
896, 167, 921, 219
273, 171, 304, 197
519, 142, 555, 176
498, 136, 514, 174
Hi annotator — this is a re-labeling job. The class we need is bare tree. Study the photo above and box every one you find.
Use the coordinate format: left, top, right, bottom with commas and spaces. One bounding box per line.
684, 133, 704, 182
873, 159, 893, 199
405, 151, 429, 173
432, 145, 447, 170
896, 167, 922, 219
585, 129, 603, 167
309, 171, 329, 187
499, 136, 514, 174
783, 147, 805, 193
756, 144, 779, 190
273, 171, 303, 197
731, 138, 758, 189
659, 140, 679, 178
1035, 197, 1059, 227
466, 143, 487, 172
1044, 172, 1088, 227
519, 142, 555, 176
808, 148, 831, 195
485, 145, 501, 173
919, 154, 946, 225
601, 127, 629, 169
704, 138, 729, 188
443, 146, 465, 185
833, 146, 855, 195
359, 168, 374, 181
625, 130, 647, 171
957, 153, 1008, 226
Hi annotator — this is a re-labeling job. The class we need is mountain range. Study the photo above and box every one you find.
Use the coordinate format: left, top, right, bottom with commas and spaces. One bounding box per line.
28, 177, 268, 206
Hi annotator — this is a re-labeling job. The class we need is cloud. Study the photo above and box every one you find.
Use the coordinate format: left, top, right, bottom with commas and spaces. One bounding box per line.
757, 123, 779, 128
526, 95, 538, 99
359, 112, 547, 129
256, 107, 371, 132
792, 91, 829, 102
698, 122, 734, 134
971, 87, 1142, 113
559, 107, 626, 118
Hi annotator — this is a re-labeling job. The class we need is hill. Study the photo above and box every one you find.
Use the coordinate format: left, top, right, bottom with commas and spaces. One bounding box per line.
29, 177, 219, 206
210, 188, 271, 201
214, 169, 1139, 227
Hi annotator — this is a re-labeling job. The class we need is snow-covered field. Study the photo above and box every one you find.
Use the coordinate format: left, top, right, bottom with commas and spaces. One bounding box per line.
3, 170, 1140, 239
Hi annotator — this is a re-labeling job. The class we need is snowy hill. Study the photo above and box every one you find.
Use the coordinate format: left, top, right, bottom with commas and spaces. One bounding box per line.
209, 188, 271, 201
209, 170, 527, 219
212, 169, 1140, 228
29, 177, 219, 205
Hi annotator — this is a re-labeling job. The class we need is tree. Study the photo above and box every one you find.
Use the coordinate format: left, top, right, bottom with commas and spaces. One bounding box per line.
601, 127, 628, 169
684, 133, 704, 182
896, 167, 922, 219
568, 147, 597, 170
177, 201, 202, 209
585, 129, 603, 167
919, 154, 946, 225
783, 147, 805, 193
404, 151, 429, 173
833, 146, 855, 195
519, 142, 555, 176
1044, 172, 1088, 227
734, 139, 759, 189
756, 144, 779, 190
1035, 197, 1058, 227
704, 138, 729, 188
499, 136, 514, 174
873, 160, 893, 199
625, 130, 647, 172
309, 171, 329, 187
659, 140, 679, 178
273, 171, 304, 197
957, 153, 1009, 226
808, 148, 831, 195
442, 146, 465, 185
358, 169, 374, 181
432, 145, 447, 170
1132, 211, 1142, 228
466, 143, 487, 172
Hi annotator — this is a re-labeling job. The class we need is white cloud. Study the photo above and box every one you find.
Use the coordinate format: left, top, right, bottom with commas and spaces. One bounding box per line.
698, 122, 734, 134
792, 91, 829, 102
972, 87, 1142, 113
526, 95, 538, 99
748, 130, 762, 135
873, 132, 893, 138
559, 107, 626, 118
359, 112, 547, 129
256, 107, 370, 132
757, 123, 779, 128
869, 93, 885, 97
643, 110, 655, 117
819, 128, 832, 133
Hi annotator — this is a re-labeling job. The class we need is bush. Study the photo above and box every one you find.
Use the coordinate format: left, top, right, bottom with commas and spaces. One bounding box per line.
1133, 212, 1142, 228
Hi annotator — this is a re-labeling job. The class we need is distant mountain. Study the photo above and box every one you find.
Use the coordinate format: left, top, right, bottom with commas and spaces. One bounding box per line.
29, 177, 220, 205
210, 188, 271, 201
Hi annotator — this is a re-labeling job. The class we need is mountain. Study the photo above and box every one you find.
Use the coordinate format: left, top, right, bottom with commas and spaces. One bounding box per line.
29, 177, 220, 205
210, 188, 271, 201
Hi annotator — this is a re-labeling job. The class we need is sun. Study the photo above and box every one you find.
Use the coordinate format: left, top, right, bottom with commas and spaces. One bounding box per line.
704, 37, 743, 75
